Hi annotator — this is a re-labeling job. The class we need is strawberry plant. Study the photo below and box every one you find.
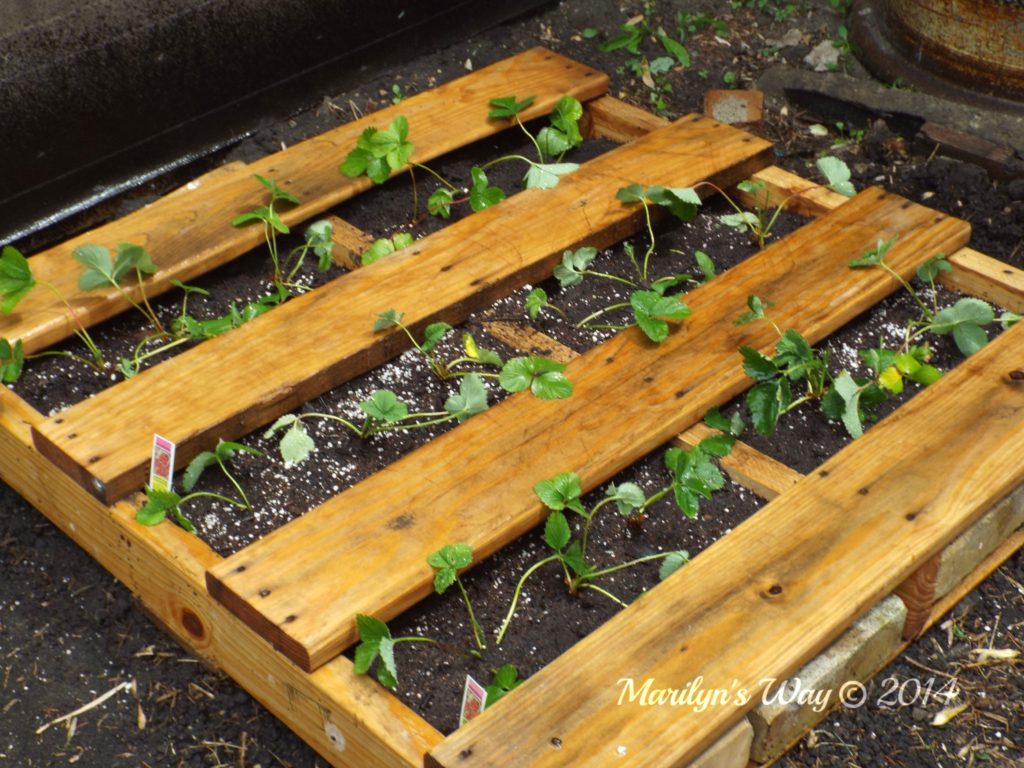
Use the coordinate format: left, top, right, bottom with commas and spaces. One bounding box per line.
484, 664, 523, 705
361, 232, 414, 266
353, 614, 437, 689
73, 242, 164, 334
136, 440, 260, 532
428, 543, 486, 651
231, 175, 335, 289
0, 245, 105, 374
263, 375, 490, 465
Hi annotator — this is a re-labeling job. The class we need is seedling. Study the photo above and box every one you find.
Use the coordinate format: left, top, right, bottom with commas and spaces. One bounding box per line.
353, 614, 437, 689
710, 157, 855, 249
136, 440, 260, 532
428, 543, 486, 651
73, 242, 164, 334
264, 376, 489, 465
484, 664, 523, 705
616, 184, 702, 281
361, 232, 414, 265
0, 245, 105, 374
542, 243, 699, 343
373, 309, 572, 398
232, 176, 333, 289
496, 414, 734, 644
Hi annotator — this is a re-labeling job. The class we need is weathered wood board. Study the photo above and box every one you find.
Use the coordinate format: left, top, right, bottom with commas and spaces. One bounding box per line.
207, 188, 969, 672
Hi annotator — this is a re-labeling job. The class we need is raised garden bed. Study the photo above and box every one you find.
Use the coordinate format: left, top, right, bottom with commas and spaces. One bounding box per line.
3, 48, 1023, 768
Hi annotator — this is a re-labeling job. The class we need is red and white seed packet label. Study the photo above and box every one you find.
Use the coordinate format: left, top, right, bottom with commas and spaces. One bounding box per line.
149, 434, 176, 492
459, 675, 488, 726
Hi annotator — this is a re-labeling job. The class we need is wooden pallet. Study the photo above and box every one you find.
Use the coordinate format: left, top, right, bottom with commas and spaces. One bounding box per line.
3, 49, 1023, 768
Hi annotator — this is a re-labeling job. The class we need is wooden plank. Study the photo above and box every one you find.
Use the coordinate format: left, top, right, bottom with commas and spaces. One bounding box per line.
486, 322, 802, 501
735, 165, 850, 218
206, 188, 969, 672
586, 95, 671, 142
0, 388, 440, 768
31, 115, 774, 504
427, 318, 1024, 768
674, 423, 803, 501
942, 247, 1024, 312
325, 215, 375, 270
893, 552, 942, 640
0, 48, 608, 355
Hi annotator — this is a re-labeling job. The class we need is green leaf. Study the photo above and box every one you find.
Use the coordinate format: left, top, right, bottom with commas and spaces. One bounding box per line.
373, 309, 404, 332
485, 664, 523, 705
280, 422, 316, 465
359, 390, 409, 422
462, 333, 502, 367
0, 246, 36, 313
832, 371, 864, 438
719, 211, 759, 231
616, 184, 647, 204
775, 329, 815, 374
469, 166, 505, 211
659, 550, 689, 580
421, 322, 452, 353
697, 434, 735, 458
932, 298, 994, 355
607, 481, 646, 516
1000, 311, 1022, 330
859, 347, 896, 375
740, 346, 778, 381
916, 253, 952, 283
659, 34, 691, 66
735, 294, 770, 326
597, 24, 643, 53
703, 407, 733, 433
548, 96, 583, 147
534, 472, 584, 514
536, 127, 573, 159
488, 95, 535, 120
646, 186, 702, 220
0, 338, 24, 383
444, 373, 489, 422
74, 244, 114, 290
524, 162, 579, 190
353, 614, 398, 688
304, 220, 335, 270
255, 175, 299, 205
182, 451, 216, 492
953, 323, 989, 356
427, 187, 455, 218
553, 247, 597, 287
499, 356, 572, 399
525, 287, 549, 320
340, 145, 370, 178
136, 487, 182, 527
816, 156, 855, 197
544, 511, 572, 551
427, 543, 473, 594
113, 242, 157, 281
631, 290, 691, 343
562, 540, 592, 578
695, 250, 715, 282
747, 381, 782, 435
849, 237, 896, 268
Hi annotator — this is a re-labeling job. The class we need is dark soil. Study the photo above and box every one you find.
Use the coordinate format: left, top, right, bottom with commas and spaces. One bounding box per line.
3, 1, 1022, 766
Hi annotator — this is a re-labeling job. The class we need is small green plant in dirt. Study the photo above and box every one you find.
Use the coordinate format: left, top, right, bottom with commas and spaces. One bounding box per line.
676, 11, 729, 40
711, 157, 855, 248
231, 175, 335, 289
73, 242, 164, 334
526, 186, 705, 343
485, 664, 523, 705
587, 12, 691, 114
264, 375, 490, 465
0, 245, 105, 375
373, 309, 573, 398
496, 413, 738, 643
732, 0, 796, 22
428, 543, 486, 652
353, 614, 438, 689
341, 96, 584, 222
136, 440, 260, 533
361, 232, 414, 266
736, 240, 1019, 438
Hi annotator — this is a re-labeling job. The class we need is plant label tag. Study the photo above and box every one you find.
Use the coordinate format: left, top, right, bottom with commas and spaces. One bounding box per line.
150, 434, 175, 492
459, 675, 487, 726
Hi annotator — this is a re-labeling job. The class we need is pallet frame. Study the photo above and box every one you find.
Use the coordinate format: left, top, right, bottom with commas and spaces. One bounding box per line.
3, 50, 1023, 767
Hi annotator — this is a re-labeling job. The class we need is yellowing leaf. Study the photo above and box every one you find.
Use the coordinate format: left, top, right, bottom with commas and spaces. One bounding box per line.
969, 648, 1020, 662
930, 701, 969, 727
879, 365, 903, 394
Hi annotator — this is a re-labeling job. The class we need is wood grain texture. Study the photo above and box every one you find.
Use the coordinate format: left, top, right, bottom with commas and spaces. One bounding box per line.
325, 215, 375, 270
427, 320, 1024, 768
942, 247, 1024, 313
895, 552, 942, 641
32, 115, 774, 504
206, 188, 969, 672
674, 422, 803, 501
586, 95, 671, 142
1, 48, 608, 355
0, 388, 440, 768
736, 165, 851, 217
